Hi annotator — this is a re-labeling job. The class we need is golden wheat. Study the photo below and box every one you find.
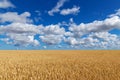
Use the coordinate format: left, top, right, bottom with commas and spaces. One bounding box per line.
0, 50, 120, 80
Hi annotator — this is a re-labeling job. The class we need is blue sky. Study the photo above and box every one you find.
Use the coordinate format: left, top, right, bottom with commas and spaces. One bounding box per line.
0, 0, 120, 50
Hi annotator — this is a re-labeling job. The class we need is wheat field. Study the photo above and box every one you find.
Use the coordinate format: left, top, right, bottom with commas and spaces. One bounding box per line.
0, 50, 120, 80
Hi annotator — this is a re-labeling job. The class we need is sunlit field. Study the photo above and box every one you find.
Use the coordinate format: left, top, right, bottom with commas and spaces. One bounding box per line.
0, 50, 120, 80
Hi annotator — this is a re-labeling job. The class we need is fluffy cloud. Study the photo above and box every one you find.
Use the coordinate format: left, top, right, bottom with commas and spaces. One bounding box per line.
64, 32, 120, 49
69, 16, 120, 38
48, 0, 80, 16
0, 23, 40, 34
48, 0, 67, 16
0, 1, 40, 47
63, 9, 120, 49
7, 34, 39, 46
0, 0, 15, 8
40, 35, 64, 45
60, 6, 80, 15
0, 23, 40, 46
84, 32, 120, 49
39, 24, 65, 45
0, 0, 120, 49
42, 24, 65, 35
64, 37, 79, 46
0, 12, 32, 23
0, 23, 65, 46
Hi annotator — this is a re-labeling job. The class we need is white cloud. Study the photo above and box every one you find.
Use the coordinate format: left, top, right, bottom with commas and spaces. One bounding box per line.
0, 23, 40, 46
48, 0, 67, 16
1, 34, 40, 47
0, 23, 40, 34
109, 9, 120, 17
69, 16, 120, 38
42, 24, 65, 35
60, 6, 80, 15
0, 8, 120, 49
87, 32, 120, 49
0, 0, 15, 8
0, 23, 65, 46
64, 37, 79, 45
48, 0, 80, 16
64, 32, 120, 49
0, 12, 32, 23
40, 34, 64, 45
63, 9, 120, 49
9, 35, 39, 46
39, 24, 65, 45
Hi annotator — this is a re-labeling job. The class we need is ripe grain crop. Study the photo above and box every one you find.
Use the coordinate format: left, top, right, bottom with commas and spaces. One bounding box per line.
0, 50, 120, 80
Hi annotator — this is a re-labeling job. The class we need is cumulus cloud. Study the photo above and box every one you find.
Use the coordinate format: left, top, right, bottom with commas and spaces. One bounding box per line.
83, 32, 120, 49
60, 6, 80, 15
42, 24, 65, 35
0, 4, 120, 49
0, 23, 65, 46
0, 23, 40, 46
63, 8, 120, 49
64, 32, 120, 49
0, 0, 15, 8
40, 34, 64, 45
39, 24, 65, 45
64, 37, 79, 46
48, 0, 67, 16
69, 16, 120, 38
9, 34, 39, 46
0, 12, 32, 23
0, 23, 40, 34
